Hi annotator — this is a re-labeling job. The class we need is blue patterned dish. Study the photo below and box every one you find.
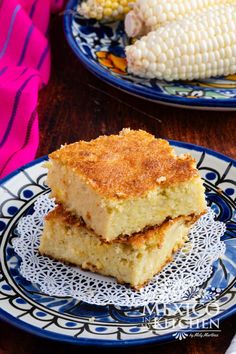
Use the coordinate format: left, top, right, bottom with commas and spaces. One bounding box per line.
64, 0, 236, 110
0, 141, 235, 346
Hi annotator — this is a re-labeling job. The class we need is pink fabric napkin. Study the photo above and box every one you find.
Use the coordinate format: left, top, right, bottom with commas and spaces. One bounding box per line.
0, 0, 64, 179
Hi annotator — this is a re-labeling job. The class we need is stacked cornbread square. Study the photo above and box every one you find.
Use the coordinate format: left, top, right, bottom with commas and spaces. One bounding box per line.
39, 129, 207, 289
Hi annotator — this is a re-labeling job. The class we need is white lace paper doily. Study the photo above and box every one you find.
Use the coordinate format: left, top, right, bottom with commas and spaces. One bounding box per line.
13, 194, 226, 307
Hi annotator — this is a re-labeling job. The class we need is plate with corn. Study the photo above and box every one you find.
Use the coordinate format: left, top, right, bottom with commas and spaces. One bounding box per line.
64, 0, 236, 109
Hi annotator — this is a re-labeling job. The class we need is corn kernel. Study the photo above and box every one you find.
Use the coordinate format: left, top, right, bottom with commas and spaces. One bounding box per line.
126, 4, 236, 81
78, 0, 134, 20
125, 0, 236, 37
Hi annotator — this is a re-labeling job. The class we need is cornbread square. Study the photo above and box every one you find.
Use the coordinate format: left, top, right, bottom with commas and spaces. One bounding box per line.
46, 129, 207, 241
39, 206, 199, 289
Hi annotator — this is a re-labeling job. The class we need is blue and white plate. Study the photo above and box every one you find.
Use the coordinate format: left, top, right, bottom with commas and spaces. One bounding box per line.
0, 141, 235, 346
64, 0, 236, 110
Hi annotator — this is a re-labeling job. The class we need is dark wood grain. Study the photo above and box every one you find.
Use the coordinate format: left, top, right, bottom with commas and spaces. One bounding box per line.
1, 13, 236, 354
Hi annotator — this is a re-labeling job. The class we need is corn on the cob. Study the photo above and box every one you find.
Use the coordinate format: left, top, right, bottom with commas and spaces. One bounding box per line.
78, 0, 134, 21
125, 0, 235, 37
126, 4, 236, 81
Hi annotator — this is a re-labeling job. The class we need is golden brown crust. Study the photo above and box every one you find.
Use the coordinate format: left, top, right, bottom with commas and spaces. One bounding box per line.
45, 205, 85, 226
46, 205, 201, 247
48, 129, 199, 199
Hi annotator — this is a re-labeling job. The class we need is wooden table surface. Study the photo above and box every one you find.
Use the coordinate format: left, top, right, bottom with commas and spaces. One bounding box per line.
1, 14, 236, 354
